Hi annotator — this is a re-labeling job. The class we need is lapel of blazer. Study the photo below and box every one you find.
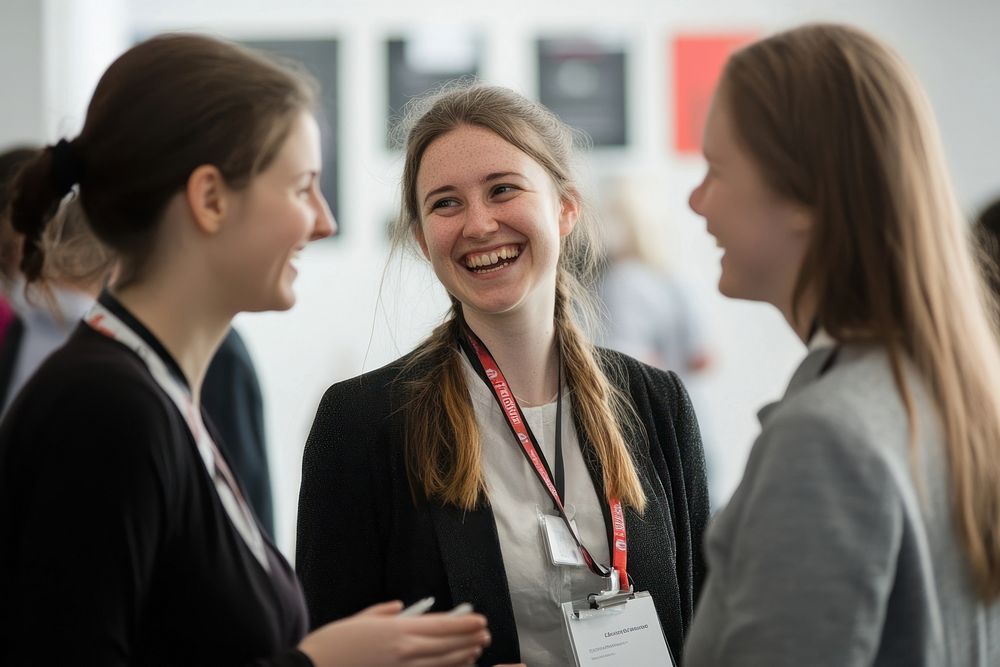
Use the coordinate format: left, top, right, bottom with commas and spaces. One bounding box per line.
429, 500, 521, 665
758, 344, 839, 427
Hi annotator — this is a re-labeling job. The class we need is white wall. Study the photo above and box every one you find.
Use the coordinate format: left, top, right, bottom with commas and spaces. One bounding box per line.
4, 0, 999, 556
0, 0, 46, 146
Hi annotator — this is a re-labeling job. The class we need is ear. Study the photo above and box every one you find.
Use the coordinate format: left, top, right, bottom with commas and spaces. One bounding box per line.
412, 221, 430, 260
185, 165, 230, 235
558, 189, 581, 237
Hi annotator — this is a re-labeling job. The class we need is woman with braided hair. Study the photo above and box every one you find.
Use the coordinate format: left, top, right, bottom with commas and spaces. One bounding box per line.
297, 84, 710, 666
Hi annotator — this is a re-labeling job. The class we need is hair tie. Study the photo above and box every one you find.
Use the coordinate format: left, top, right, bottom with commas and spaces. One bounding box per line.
50, 138, 83, 197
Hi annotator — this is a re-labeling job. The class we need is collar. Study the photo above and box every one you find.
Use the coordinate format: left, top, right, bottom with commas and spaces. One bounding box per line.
97, 289, 190, 390
758, 328, 839, 426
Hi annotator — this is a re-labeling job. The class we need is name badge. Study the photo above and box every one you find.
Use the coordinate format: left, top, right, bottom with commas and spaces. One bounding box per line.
560, 592, 675, 667
540, 511, 586, 567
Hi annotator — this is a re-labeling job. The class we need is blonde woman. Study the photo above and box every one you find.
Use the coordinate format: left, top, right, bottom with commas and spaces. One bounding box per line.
298, 85, 709, 666
685, 24, 1000, 666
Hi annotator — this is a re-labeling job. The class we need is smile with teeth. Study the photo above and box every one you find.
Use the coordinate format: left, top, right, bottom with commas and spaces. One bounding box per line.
464, 245, 521, 273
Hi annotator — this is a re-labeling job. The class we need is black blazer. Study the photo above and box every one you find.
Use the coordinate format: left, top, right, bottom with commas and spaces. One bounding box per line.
296, 348, 709, 666
0, 314, 309, 666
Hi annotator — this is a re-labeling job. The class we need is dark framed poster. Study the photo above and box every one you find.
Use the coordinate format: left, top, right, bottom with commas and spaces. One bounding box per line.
537, 37, 627, 147
386, 35, 480, 146
242, 38, 340, 227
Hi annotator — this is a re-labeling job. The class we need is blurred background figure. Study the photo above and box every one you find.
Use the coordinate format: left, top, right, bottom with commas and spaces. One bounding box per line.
203, 322, 276, 537
595, 173, 725, 504
0, 147, 36, 405
0, 144, 276, 536
595, 173, 713, 380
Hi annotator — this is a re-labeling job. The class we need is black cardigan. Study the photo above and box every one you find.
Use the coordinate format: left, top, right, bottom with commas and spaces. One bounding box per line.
0, 299, 310, 666
296, 347, 709, 666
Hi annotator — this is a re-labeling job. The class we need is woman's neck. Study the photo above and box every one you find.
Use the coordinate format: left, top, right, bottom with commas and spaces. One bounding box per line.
777, 289, 818, 345
112, 279, 233, 403
464, 305, 560, 407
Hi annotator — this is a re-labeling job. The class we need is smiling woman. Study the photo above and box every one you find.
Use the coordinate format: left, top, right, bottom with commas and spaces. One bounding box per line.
297, 84, 710, 667
684, 23, 1000, 666
413, 124, 575, 322
0, 33, 491, 667
207, 109, 332, 313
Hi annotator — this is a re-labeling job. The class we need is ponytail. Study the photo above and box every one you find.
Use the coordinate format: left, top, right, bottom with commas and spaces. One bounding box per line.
10, 139, 82, 283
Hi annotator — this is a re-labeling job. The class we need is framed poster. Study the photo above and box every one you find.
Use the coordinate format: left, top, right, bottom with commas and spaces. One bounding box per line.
242, 38, 340, 225
386, 33, 480, 145
673, 33, 756, 154
537, 37, 627, 147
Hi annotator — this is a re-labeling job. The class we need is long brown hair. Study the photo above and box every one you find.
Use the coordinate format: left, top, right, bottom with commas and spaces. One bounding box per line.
392, 84, 647, 512
722, 23, 1000, 600
9, 34, 315, 286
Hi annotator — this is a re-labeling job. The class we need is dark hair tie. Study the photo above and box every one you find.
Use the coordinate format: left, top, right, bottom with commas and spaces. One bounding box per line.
50, 138, 83, 197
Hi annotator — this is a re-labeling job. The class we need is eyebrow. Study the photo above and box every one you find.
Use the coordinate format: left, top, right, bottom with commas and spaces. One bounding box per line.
422, 171, 524, 207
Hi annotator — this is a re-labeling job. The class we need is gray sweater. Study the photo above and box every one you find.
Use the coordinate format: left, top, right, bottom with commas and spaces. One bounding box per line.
685, 340, 1000, 666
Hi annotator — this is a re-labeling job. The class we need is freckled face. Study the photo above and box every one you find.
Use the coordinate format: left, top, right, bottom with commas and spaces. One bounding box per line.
414, 124, 577, 320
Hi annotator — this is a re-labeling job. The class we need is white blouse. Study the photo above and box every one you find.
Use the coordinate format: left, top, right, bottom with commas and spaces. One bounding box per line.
461, 356, 610, 667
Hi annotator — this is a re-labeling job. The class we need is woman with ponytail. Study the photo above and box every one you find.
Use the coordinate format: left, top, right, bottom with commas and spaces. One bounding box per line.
0, 34, 492, 667
297, 84, 709, 666
684, 24, 1000, 666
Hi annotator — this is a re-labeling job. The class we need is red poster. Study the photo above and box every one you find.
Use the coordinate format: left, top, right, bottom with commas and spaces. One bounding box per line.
673, 33, 757, 154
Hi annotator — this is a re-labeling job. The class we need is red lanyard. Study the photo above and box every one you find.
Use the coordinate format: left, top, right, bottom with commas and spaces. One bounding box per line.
462, 327, 628, 587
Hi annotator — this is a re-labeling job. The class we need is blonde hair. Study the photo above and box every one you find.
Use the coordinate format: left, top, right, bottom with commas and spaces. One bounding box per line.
392, 83, 647, 511
723, 23, 1000, 600
599, 173, 671, 271
39, 194, 115, 289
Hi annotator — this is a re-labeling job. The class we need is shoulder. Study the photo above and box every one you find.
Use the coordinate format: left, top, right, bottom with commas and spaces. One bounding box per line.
1, 326, 187, 483
766, 345, 918, 462
210, 327, 252, 366
595, 347, 688, 410
752, 368, 903, 506
316, 350, 419, 412
19, 325, 176, 423
204, 327, 260, 400
307, 350, 424, 456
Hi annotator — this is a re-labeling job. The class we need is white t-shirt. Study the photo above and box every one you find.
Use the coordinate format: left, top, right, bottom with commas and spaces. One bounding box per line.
461, 356, 611, 667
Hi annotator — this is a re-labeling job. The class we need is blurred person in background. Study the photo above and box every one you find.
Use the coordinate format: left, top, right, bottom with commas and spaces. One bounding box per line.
0, 33, 490, 666
594, 173, 726, 508
595, 173, 712, 380
0, 146, 39, 405
298, 83, 708, 667
685, 23, 1000, 666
